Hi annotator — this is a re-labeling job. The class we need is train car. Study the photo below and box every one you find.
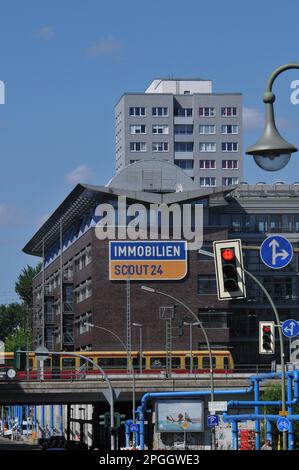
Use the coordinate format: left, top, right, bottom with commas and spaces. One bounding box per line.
0, 350, 234, 378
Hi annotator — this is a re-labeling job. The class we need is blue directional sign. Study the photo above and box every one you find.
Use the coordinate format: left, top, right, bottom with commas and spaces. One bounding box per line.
277, 417, 290, 432
282, 319, 299, 338
130, 423, 139, 433
207, 415, 219, 427
260, 235, 293, 270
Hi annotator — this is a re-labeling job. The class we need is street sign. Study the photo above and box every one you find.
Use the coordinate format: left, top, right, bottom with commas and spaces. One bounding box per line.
282, 319, 299, 338
35, 346, 49, 362
260, 235, 293, 269
130, 423, 139, 433
208, 401, 228, 412
277, 417, 290, 432
207, 415, 219, 427
109, 241, 187, 281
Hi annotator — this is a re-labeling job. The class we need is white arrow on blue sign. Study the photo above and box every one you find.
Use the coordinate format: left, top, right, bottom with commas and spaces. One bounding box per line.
207, 415, 219, 427
282, 319, 299, 338
130, 423, 139, 433
260, 235, 293, 269
277, 417, 290, 432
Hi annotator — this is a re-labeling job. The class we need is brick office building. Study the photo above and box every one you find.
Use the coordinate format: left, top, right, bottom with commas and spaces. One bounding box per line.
24, 162, 299, 367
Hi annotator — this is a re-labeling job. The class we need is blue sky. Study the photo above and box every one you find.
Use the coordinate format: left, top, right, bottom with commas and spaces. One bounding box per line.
1, 0, 299, 300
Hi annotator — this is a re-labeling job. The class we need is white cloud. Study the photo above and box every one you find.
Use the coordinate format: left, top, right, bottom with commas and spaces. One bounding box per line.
85, 35, 121, 57
37, 26, 55, 41
243, 107, 264, 131
65, 165, 94, 184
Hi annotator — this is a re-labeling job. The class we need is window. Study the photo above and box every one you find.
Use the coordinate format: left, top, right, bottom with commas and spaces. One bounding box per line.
174, 124, 193, 134
74, 245, 92, 272
62, 358, 76, 370
221, 107, 238, 117
75, 279, 92, 303
199, 177, 216, 187
221, 124, 238, 134
199, 313, 227, 328
152, 124, 169, 134
99, 357, 127, 369
202, 357, 216, 369
199, 124, 215, 134
222, 142, 238, 152
174, 107, 192, 117
150, 357, 181, 369
199, 160, 216, 169
199, 142, 216, 152
175, 159, 194, 169
152, 142, 169, 152
130, 124, 146, 134
75, 312, 92, 336
222, 177, 239, 186
130, 142, 147, 152
222, 160, 239, 169
197, 275, 217, 294
152, 107, 168, 116
130, 159, 138, 164
174, 142, 193, 152
129, 107, 146, 117
199, 107, 215, 117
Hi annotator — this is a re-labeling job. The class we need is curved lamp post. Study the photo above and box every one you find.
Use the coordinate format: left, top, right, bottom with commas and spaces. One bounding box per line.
246, 63, 299, 171
140, 285, 216, 450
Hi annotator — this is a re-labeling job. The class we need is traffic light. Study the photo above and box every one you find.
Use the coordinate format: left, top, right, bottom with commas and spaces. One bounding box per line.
99, 412, 111, 428
259, 321, 275, 354
13, 350, 27, 371
213, 239, 246, 300
114, 413, 126, 429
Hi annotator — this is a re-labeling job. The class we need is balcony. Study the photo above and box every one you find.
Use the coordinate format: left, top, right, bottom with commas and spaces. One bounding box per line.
63, 301, 73, 313
45, 313, 55, 324
63, 332, 74, 345
63, 271, 73, 282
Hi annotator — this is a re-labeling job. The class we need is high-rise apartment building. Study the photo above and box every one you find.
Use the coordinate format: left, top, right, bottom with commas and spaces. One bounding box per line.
115, 78, 243, 187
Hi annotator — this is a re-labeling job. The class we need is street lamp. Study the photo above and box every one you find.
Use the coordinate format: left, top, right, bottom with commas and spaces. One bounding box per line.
85, 322, 137, 445
183, 321, 200, 374
140, 285, 216, 451
246, 63, 299, 171
132, 323, 143, 374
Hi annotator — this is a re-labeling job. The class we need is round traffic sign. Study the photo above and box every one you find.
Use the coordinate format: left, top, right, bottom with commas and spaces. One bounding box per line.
260, 236, 293, 270
282, 319, 299, 338
6, 368, 17, 380
277, 417, 290, 432
35, 346, 49, 362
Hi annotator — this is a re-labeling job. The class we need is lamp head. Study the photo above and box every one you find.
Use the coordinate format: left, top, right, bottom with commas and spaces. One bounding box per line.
246, 99, 297, 171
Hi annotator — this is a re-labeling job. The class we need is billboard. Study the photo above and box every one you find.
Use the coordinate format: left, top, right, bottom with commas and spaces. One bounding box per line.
156, 399, 204, 433
109, 240, 187, 281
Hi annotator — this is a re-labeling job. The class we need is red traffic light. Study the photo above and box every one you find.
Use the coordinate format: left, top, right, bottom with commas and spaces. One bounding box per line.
263, 326, 271, 333
221, 248, 235, 261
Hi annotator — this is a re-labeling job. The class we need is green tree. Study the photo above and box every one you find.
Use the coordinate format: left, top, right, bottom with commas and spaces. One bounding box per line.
15, 263, 42, 307
5, 329, 32, 352
261, 383, 299, 449
0, 303, 24, 341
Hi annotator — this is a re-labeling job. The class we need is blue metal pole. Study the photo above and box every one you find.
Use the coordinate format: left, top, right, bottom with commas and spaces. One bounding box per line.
125, 420, 132, 448
50, 405, 54, 435
8, 407, 11, 430
287, 375, 294, 450
26, 406, 29, 434
33, 406, 37, 433
41, 405, 45, 437
231, 420, 238, 450
254, 379, 260, 450
137, 407, 145, 450
135, 424, 139, 447
59, 405, 63, 435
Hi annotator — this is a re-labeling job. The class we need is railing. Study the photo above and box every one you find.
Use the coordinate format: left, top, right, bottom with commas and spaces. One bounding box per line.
63, 302, 73, 313
45, 314, 55, 323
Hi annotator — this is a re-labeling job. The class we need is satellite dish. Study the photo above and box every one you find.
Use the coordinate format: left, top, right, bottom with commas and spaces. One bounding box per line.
175, 183, 183, 193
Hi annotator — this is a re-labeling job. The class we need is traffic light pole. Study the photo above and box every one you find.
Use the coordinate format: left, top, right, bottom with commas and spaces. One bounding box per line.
141, 286, 216, 451
243, 268, 287, 451
199, 248, 287, 451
